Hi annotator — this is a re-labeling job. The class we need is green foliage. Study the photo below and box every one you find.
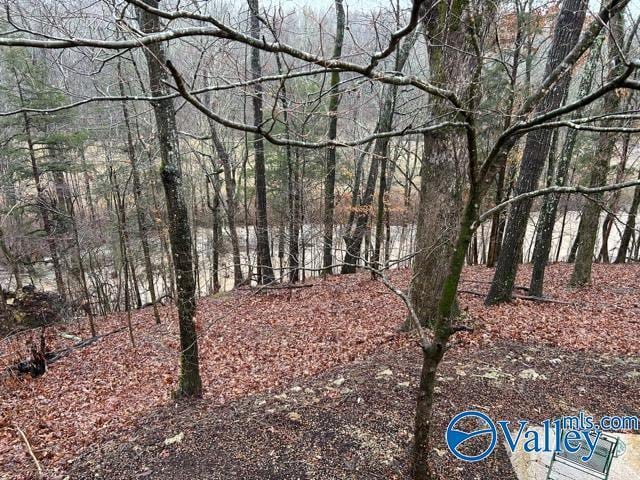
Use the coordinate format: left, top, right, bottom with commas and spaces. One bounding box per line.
476, 60, 511, 155
0, 47, 90, 174
0, 47, 86, 135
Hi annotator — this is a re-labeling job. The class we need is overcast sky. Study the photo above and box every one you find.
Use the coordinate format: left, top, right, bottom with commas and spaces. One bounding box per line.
271, 0, 640, 16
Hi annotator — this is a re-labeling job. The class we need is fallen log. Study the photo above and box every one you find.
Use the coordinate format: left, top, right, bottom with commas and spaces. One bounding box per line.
457, 289, 576, 305
259, 284, 313, 291
460, 279, 530, 292
140, 294, 173, 309
238, 284, 314, 292
6, 325, 129, 378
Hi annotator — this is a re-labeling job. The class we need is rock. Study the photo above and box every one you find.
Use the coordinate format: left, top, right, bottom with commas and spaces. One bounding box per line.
376, 368, 393, 378
288, 411, 301, 422
481, 370, 501, 380
60, 332, 82, 342
163, 432, 184, 446
519, 369, 547, 381
333, 377, 345, 386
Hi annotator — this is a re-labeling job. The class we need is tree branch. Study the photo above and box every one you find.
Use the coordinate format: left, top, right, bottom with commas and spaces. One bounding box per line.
165, 60, 467, 149
473, 179, 640, 229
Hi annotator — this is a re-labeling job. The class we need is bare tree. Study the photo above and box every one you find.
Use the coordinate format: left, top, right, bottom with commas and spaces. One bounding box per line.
137, 0, 202, 397
248, 0, 275, 284
322, 0, 345, 274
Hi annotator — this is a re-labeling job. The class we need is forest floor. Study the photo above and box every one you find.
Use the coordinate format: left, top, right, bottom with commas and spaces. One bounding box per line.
1, 263, 639, 479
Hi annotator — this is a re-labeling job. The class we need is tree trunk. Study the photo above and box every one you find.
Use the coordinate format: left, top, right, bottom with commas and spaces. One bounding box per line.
371, 144, 388, 274
111, 167, 136, 346
568, 217, 582, 263
411, 1, 487, 476
192, 185, 202, 296
206, 177, 222, 293
409, 0, 484, 328
19, 100, 67, 300
138, 0, 202, 397
341, 31, 417, 274
345, 141, 371, 235
571, 13, 624, 286
410, 131, 465, 326
486, 0, 587, 304
248, 0, 275, 284
208, 118, 243, 287
68, 186, 96, 336
322, 0, 346, 274
0, 227, 22, 291
615, 169, 640, 263
529, 37, 602, 296
486, 4, 525, 268
117, 62, 161, 323
291, 147, 303, 282
599, 132, 630, 262
486, 160, 507, 267
413, 200, 477, 480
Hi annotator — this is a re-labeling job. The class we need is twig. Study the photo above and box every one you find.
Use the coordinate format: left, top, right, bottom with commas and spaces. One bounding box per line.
15, 426, 43, 478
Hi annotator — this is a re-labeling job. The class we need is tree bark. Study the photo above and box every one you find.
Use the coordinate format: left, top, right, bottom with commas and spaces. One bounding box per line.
208, 120, 243, 287
248, 0, 275, 284
571, 13, 625, 286
341, 31, 417, 274
138, 0, 202, 397
117, 62, 161, 323
17, 85, 67, 301
486, 0, 587, 304
615, 169, 640, 263
411, 1, 487, 476
322, 0, 346, 274
528, 36, 602, 296
409, 0, 481, 328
